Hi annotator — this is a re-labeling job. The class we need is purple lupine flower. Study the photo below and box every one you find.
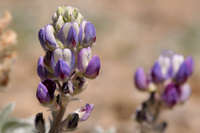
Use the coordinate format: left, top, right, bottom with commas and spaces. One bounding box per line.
75, 104, 94, 121
161, 83, 181, 107
151, 62, 165, 83
78, 47, 100, 79
57, 22, 79, 48
37, 56, 48, 81
36, 79, 56, 104
53, 48, 75, 80
151, 53, 173, 84
78, 20, 96, 47
174, 57, 194, 85
179, 84, 191, 103
38, 25, 58, 51
134, 68, 149, 91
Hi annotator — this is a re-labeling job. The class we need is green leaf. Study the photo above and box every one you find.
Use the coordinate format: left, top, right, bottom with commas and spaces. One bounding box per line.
2, 120, 31, 133
0, 103, 15, 128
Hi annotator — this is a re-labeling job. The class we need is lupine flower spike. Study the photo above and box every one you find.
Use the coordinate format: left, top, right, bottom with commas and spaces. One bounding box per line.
35, 6, 101, 133
133, 51, 194, 133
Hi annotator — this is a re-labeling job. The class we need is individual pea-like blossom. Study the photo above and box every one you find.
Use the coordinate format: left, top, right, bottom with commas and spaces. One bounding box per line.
52, 48, 75, 81
78, 20, 96, 47
36, 79, 56, 105
57, 22, 79, 48
75, 104, 94, 121
134, 68, 149, 91
38, 25, 59, 51
133, 51, 194, 133
78, 47, 100, 79
35, 6, 100, 133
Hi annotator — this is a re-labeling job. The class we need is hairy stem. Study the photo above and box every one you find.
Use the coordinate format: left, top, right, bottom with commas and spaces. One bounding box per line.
49, 105, 66, 133
136, 93, 167, 133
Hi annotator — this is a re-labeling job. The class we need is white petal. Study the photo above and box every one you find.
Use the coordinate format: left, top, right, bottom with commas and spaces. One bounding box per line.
172, 54, 184, 74
63, 48, 72, 66
54, 48, 63, 63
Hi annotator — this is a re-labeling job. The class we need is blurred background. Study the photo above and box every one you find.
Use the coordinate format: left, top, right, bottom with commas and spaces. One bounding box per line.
0, 0, 200, 132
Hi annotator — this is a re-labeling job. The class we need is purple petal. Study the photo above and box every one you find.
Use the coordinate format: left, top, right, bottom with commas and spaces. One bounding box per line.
44, 25, 58, 50
55, 59, 71, 80
38, 28, 48, 51
151, 62, 165, 83
37, 57, 47, 80
84, 22, 96, 46
134, 68, 148, 91
174, 61, 189, 85
77, 47, 92, 72
179, 84, 191, 103
84, 56, 101, 79
36, 82, 51, 104
161, 83, 181, 107
79, 104, 94, 121
185, 56, 194, 76
57, 23, 78, 48
78, 22, 83, 44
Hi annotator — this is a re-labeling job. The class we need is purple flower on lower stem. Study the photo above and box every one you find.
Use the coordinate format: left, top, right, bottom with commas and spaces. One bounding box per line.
78, 20, 96, 47
174, 57, 194, 85
37, 57, 48, 81
57, 22, 79, 48
78, 47, 100, 79
36, 79, 56, 104
75, 104, 94, 121
134, 68, 149, 91
161, 83, 181, 107
38, 25, 58, 51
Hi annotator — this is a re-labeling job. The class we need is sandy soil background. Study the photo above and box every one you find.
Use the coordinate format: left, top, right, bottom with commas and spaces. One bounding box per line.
0, 0, 200, 132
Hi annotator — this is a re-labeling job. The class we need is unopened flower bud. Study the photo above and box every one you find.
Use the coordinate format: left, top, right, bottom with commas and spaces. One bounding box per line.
66, 113, 79, 130
57, 22, 79, 48
52, 12, 58, 23
38, 24, 58, 51
55, 15, 65, 31
34, 113, 45, 133
134, 68, 149, 91
61, 80, 74, 95
36, 79, 56, 104
57, 6, 65, 16
79, 20, 96, 47
72, 76, 87, 95
78, 47, 100, 79
37, 56, 48, 81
